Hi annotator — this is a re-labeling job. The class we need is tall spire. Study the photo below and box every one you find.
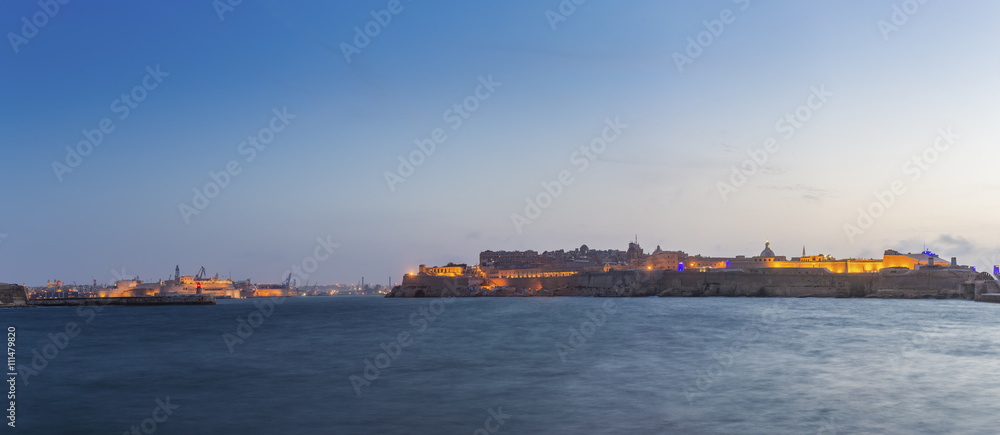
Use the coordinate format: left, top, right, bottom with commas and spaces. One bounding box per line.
803, 246, 806, 256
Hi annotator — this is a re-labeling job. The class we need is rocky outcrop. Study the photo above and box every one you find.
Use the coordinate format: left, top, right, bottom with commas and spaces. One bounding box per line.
385, 268, 997, 299
0, 283, 28, 307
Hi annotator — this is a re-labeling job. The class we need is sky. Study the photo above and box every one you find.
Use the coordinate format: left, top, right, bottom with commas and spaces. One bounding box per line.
2, 0, 1000, 286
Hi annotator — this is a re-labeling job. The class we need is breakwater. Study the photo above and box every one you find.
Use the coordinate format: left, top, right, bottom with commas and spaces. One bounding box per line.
13, 294, 216, 307
977, 293, 1000, 304
386, 268, 999, 299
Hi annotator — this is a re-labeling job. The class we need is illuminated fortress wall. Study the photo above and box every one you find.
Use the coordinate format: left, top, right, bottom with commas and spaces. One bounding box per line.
390, 268, 996, 299
765, 254, 930, 273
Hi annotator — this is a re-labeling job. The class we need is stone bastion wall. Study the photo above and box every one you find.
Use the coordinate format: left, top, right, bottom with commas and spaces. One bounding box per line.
387, 268, 996, 299
0, 283, 28, 306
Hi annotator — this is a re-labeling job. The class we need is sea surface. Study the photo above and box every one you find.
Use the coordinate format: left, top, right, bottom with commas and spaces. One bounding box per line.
6, 296, 1000, 434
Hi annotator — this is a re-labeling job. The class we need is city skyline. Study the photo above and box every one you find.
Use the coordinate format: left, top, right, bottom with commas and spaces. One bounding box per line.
5, 236, 984, 287
3, 1, 1000, 285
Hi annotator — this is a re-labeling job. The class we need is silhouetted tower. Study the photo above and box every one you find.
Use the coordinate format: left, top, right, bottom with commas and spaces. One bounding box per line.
175, 265, 180, 281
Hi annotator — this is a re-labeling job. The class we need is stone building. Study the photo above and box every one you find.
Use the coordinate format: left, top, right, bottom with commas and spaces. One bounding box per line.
726, 242, 967, 273
645, 246, 681, 270
419, 264, 466, 277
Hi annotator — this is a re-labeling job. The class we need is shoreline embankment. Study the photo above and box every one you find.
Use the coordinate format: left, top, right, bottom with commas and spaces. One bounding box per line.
1, 284, 216, 308
386, 268, 1000, 300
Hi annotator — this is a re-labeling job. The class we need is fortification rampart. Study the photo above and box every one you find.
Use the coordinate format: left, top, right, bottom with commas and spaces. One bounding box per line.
387, 268, 997, 299
0, 283, 28, 307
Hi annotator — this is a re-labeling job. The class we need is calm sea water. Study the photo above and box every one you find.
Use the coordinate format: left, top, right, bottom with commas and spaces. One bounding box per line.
6, 296, 1000, 434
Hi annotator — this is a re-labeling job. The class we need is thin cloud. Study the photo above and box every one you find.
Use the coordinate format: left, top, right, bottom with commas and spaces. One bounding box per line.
759, 184, 832, 202
932, 234, 976, 256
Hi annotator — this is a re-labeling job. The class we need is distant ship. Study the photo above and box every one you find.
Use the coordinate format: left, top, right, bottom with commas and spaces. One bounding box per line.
102, 266, 291, 299
162, 266, 239, 298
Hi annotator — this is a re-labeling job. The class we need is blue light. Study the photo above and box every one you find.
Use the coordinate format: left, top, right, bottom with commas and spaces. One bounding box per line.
678, 263, 684, 271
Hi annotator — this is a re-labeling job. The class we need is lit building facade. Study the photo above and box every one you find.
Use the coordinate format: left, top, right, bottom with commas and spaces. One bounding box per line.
493, 268, 579, 279
726, 242, 964, 273
420, 264, 466, 277
646, 248, 681, 270
432, 241, 959, 284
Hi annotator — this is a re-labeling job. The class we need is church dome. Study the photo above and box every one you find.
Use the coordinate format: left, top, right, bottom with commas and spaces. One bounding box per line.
760, 241, 775, 258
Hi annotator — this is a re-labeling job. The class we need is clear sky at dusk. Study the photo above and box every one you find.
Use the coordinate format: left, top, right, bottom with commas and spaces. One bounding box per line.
2, 0, 1000, 285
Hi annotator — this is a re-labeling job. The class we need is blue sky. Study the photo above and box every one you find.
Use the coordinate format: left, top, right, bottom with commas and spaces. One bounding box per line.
2, 0, 1000, 286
